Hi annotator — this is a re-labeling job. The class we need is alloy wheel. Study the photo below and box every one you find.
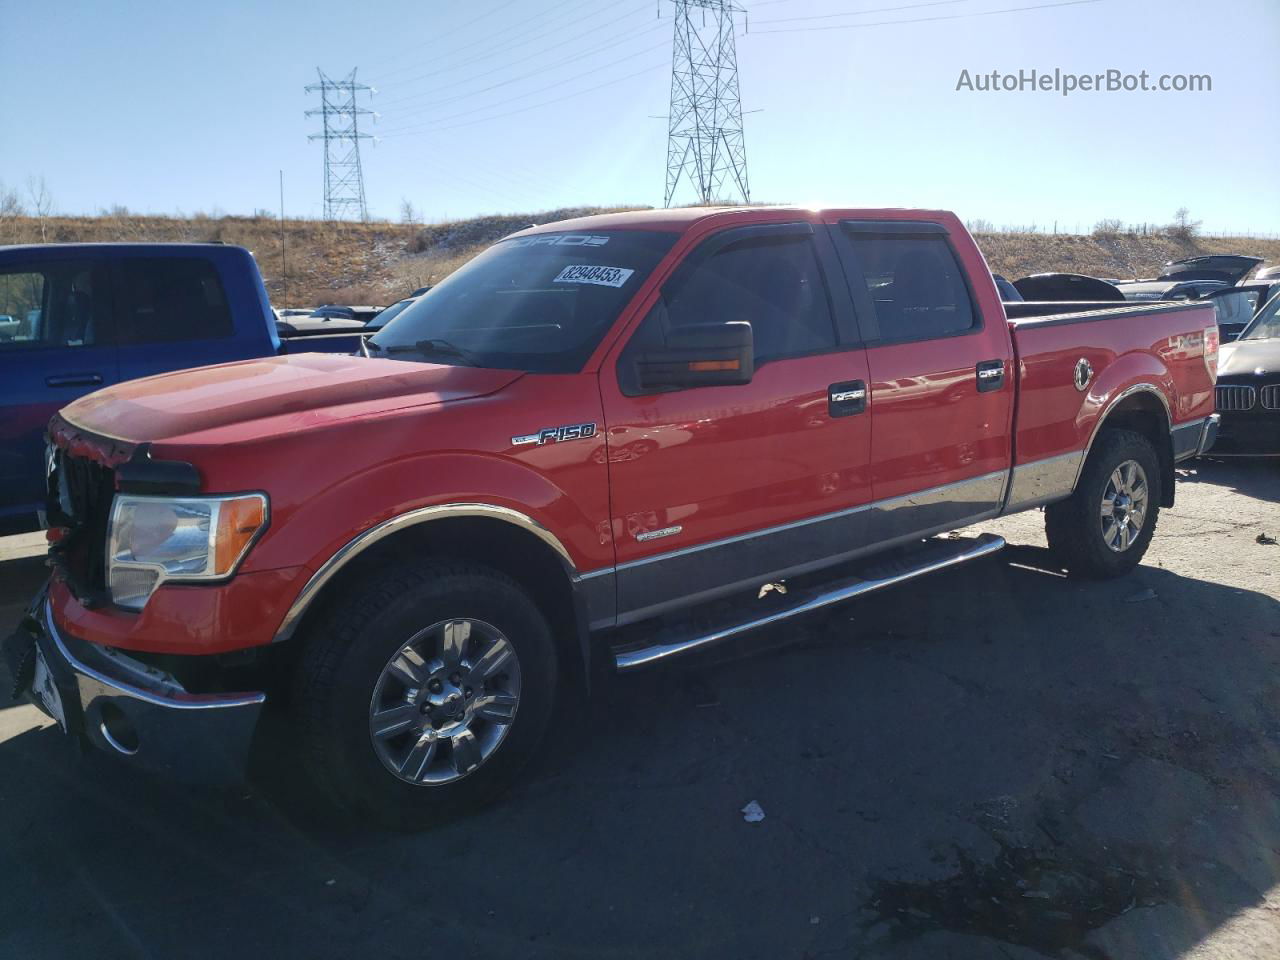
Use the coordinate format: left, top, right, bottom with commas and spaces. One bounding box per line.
368, 618, 522, 785
1100, 459, 1149, 553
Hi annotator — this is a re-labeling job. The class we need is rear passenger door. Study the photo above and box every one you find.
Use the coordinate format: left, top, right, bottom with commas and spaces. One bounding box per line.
0, 257, 118, 522
113, 255, 244, 381
829, 220, 1014, 540
601, 221, 873, 623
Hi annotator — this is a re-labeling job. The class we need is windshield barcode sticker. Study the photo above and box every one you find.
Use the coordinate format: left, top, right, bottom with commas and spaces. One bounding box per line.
553, 264, 634, 288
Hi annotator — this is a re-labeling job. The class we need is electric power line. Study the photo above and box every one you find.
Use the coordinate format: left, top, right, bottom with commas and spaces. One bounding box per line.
378, 29, 667, 125
381, 60, 669, 138
378, 39, 670, 135
751, 0, 974, 26
750, 0, 1103, 34
375, 3, 657, 110
366, 0, 524, 79
376, 0, 626, 87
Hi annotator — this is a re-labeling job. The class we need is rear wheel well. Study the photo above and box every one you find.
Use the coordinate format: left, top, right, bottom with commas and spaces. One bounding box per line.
291, 517, 586, 688
1093, 391, 1175, 507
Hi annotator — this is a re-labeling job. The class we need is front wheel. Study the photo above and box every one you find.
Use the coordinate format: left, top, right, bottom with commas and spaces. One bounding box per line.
292, 560, 558, 828
1045, 428, 1162, 579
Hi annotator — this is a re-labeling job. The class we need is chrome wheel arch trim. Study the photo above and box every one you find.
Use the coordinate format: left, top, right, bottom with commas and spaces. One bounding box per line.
1072, 382, 1171, 490
272, 503, 578, 644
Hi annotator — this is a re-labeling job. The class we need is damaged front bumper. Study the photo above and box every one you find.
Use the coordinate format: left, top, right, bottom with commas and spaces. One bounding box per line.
3, 586, 265, 783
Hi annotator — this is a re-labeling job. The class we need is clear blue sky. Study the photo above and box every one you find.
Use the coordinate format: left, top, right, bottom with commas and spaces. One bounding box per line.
3, 0, 1277, 233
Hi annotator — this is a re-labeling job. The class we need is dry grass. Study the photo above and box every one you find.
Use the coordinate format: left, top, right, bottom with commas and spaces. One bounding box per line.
973, 231, 1280, 282
0, 207, 643, 307
2, 210, 1275, 306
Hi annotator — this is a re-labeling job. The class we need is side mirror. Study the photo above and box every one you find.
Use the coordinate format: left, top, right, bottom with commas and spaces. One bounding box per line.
633, 321, 754, 391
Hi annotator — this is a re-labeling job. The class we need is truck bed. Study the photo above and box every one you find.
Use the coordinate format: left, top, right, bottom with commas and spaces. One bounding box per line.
1007, 300, 1216, 469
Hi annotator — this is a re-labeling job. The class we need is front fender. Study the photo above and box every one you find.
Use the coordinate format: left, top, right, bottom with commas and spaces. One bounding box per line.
244, 448, 610, 579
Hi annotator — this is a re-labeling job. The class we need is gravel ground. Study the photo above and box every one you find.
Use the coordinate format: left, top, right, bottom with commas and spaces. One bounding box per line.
1, 458, 1277, 959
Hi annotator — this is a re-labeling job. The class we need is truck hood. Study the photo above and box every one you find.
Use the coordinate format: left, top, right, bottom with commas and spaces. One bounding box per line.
60, 353, 524, 443
1219, 338, 1280, 378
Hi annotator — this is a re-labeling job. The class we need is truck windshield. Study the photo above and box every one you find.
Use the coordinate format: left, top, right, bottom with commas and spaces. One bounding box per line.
1240, 292, 1280, 341
368, 230, 677, 372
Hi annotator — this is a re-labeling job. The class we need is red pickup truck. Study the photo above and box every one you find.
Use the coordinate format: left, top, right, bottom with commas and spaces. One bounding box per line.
6, 207, 1220, 825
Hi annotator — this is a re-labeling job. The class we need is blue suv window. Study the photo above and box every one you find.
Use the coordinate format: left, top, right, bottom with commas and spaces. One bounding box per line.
0, 261, 110, 350
114, 257, 234, 344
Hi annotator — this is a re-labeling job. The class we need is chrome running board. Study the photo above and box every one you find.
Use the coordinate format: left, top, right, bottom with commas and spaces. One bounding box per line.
613, 533, 1005, 672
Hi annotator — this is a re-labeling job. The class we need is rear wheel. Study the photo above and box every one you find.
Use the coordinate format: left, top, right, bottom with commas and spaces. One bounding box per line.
293, 560, 557, 828
1045, 428, 1162, 579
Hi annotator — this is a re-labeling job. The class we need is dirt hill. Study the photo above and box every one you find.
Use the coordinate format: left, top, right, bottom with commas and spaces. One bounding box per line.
2, 209, 1276, 308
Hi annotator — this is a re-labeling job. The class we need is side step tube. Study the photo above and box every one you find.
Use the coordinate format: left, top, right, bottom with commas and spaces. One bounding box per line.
614, 533, 1005, 672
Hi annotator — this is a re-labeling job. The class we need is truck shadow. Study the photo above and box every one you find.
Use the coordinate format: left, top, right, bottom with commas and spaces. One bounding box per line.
1178, 457, 1280, 502
2, 550, 1279, 959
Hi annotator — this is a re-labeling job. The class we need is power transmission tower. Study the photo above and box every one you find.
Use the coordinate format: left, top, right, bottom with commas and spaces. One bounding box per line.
664, 0, 750, 208
305, 69, 374, 221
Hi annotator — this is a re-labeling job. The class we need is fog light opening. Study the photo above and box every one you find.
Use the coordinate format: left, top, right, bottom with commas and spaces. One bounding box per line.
98, 702, 140, 755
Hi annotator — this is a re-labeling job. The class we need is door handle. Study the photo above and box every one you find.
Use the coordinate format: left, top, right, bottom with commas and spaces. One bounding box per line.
46, 373, 103, 387
976, 360, 1005, 393
828, 380, 867, 417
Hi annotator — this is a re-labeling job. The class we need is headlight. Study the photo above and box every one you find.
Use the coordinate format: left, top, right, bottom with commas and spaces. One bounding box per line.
107, 494, 268, 610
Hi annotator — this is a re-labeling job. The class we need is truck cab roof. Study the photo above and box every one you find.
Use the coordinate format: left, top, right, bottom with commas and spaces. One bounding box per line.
506, 206, 956, 238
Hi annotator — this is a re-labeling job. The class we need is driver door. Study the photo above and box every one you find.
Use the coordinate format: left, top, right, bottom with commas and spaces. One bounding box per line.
599, 221, 873, 624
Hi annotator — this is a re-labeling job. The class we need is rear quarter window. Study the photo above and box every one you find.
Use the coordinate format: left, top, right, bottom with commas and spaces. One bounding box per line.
114, 257, 234, 344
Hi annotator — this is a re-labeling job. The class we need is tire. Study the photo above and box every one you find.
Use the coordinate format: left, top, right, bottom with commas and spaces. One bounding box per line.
292, 560, 558, 829
1045, 428, 1162, 579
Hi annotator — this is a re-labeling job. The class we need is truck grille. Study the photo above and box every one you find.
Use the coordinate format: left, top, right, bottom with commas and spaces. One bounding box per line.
49, 449, 116, 596
1215, 385, 1256, 412
1262, 385, 1280, 411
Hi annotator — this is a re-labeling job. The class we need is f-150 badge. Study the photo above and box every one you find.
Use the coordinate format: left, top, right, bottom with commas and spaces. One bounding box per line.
511, 423, 598, 446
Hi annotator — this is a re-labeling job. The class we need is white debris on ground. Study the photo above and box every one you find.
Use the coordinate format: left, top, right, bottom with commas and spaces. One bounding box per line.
741, 800, 765, 823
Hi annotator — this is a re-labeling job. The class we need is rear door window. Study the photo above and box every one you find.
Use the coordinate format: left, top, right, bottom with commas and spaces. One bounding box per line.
837, 228, 977, 342
113, 257, 234, 344
0, 261, 112, 349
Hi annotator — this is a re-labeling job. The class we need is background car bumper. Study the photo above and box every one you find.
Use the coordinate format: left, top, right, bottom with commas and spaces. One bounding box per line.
3, 587, 265, 783
1212, 413, 1280, 456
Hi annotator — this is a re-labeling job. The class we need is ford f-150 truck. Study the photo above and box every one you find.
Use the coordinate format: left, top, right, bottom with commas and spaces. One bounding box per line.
0, 243, 364, 531
5, 207, 1220, 826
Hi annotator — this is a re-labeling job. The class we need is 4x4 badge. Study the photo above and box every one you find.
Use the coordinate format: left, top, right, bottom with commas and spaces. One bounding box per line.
511, 423, 598, 446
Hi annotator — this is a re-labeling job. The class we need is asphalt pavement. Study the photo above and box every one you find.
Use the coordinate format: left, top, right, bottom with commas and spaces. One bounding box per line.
1, 458, 1278, 959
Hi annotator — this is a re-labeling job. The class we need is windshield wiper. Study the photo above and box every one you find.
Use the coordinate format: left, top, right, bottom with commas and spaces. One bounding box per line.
382, 338, 476, 366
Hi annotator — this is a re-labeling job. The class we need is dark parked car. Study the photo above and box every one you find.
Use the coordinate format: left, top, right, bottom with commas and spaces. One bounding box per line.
1013, 273, 1125, 302
991, 274, 1022, 301
1116, 255, 1262, 303
310, 304, 385, 323
1119, 278, 1229, 302
1212, 291, 1280, 456
1203, 282, 1280, 341
363, 295, 424, 333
